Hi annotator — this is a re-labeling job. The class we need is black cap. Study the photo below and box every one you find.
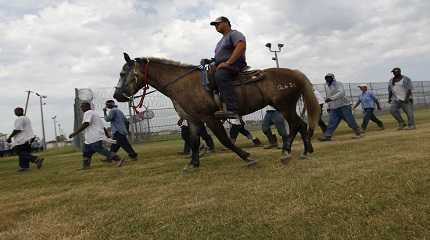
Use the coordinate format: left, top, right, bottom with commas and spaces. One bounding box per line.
210, 16, 231, 26
391, 67, 401, 72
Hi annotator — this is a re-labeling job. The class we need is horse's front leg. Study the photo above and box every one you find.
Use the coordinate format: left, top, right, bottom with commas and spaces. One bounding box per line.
183, 121, 201, 171
204, 117, 257, 167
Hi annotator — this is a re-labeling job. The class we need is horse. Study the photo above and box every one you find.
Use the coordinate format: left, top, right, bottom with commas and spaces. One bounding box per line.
114, 53, 320, 169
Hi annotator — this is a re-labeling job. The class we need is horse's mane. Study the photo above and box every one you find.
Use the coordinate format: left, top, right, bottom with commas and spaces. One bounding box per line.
146, 57, 196, 69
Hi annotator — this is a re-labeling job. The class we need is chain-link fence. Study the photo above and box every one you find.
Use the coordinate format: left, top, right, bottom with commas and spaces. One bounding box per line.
73, 81, 430, 146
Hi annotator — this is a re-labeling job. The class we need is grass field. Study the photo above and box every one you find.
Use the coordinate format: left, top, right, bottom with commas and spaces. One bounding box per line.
1, 109, 429, 240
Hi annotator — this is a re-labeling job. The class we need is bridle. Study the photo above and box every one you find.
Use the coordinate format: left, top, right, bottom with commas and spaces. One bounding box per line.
126, 58, 200, 114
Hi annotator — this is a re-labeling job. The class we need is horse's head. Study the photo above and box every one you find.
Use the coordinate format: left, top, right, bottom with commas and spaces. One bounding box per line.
113, 52, 149, 102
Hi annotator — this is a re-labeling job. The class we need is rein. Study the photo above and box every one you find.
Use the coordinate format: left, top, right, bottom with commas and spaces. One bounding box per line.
158, 65, 201, 92
130, 59, 150, 114
130, 59, 201, 114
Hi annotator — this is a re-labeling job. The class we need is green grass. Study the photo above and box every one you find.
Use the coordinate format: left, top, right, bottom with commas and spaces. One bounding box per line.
1, 110, 430, 240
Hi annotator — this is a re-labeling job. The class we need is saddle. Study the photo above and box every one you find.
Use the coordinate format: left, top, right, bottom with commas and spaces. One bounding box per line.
201, 64, 265, 91
232, 69, 265, 86
199, 59, 266, 119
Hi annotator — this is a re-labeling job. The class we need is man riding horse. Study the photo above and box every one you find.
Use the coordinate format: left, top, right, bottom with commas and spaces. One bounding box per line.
113, 17, 320, 169
210, 16, 247, 119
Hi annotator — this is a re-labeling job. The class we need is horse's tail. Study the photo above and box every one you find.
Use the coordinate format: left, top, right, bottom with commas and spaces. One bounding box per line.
297, 71, 320, 133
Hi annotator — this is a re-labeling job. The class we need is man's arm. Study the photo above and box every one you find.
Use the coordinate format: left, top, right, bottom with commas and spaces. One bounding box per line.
217, 41, 246, 70
103, 109, 114, 122
375, 99, 382, 110
7, 130, 21, 143
104, 128, 111, 138
330, 84, 345, 100
326, 83, 345, 102
69, 122, 89, 138
353, 100, 361, 109
226, 41, 246, 65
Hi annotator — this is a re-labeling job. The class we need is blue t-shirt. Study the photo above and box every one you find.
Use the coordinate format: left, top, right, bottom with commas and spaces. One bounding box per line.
104, 108, 128, 135
214, 30, 247, 70
358, 91, 377, 109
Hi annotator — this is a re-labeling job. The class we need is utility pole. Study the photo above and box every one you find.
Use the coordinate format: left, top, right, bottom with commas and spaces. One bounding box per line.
24, 90, 33, 115
52, 115, 58, 145
265, 43, 284, 68
35, 92, 47, 150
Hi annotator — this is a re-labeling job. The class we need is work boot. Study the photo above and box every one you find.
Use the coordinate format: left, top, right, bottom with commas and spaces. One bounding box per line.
264, 134, 278, 149
252, 138, 262, 146
81, 159, 91, 170
352, 128, 363, 139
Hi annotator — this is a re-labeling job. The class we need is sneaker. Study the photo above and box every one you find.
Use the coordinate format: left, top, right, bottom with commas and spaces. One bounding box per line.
405, 126, 416, 130
129, 156, 138, 161
36, 157, 44, 169
379, 125, 385, 130
17, 168, 29, 172
318, 136, 332, 141
397, 124, 405, 130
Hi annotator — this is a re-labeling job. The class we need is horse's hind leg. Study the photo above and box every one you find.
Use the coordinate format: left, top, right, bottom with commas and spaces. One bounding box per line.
204, 118, 257, 166
279, 108, 312, 162
185, 121, 201, 170
287, 113, 313, 157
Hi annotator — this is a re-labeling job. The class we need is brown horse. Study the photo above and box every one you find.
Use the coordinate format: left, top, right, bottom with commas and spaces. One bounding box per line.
114, 53, 320, 168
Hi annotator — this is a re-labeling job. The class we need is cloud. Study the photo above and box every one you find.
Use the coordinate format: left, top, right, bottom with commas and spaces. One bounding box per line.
1, 0, 429, 139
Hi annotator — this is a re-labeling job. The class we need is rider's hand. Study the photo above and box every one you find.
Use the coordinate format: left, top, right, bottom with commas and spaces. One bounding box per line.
6, 138, 11, 143
325, 98, 333, 103
216, 62, 231, 70
68, 134, 74, 139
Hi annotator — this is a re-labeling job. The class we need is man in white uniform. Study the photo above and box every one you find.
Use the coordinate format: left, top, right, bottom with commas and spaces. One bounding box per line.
7, 107, 44, 172
69, 102, 123, 170
388, 67, 416, 130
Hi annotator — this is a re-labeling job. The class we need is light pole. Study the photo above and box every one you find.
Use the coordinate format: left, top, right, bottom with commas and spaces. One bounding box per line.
35, 92, 47, 150
52, 115, 58, 144
265, 43, 284, 68
24, 90, 33, 115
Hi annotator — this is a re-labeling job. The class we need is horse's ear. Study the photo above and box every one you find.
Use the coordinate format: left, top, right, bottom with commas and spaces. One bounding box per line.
123, 52, 132, 64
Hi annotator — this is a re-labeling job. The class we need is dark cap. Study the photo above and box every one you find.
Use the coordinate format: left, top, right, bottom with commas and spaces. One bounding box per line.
210, 16, 231, 26
391, 67, 401, 72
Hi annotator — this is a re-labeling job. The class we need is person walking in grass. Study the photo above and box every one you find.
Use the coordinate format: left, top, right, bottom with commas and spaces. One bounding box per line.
388, 67, 416, 130
318, 73, 363, 141
228, 118, 261, 146
7, 107, 44, 172
69, 102, 124, 170
103, 100, 138, 161
353, 84, 384, 131
262, 106, 289, 149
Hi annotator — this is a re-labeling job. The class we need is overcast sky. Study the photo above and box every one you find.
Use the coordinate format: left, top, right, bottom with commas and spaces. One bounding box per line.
1, 0, 429, 141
